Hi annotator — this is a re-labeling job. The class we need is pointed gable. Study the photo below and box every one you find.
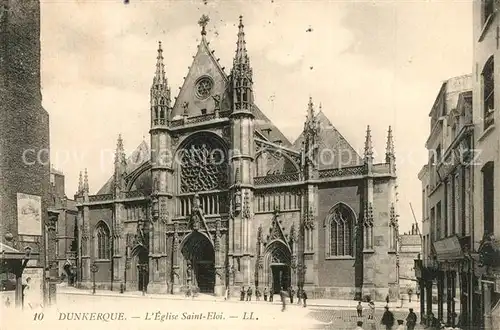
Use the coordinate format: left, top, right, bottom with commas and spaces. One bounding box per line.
96, 141, 150, 194
293, 111, 362, 169
171, 37, 230, 119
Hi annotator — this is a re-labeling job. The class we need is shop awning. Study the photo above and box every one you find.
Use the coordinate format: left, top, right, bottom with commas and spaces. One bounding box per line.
0, 243, 39, 260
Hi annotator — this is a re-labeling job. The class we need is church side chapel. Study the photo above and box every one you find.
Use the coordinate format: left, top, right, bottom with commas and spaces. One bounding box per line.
74, 15, 400, 300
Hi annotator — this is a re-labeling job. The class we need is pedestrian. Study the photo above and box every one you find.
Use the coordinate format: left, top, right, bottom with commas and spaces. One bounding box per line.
279, 289, 287, 312
355, 320, 365, 330
395, 319, 404, 330
263, 287, 268, 301
269, 285, 274, 302
255, 287, 261, 301
400, 295, 404, 308
302, 289, 308, 307
246, 286, 253, 301
224, 286, 229, 300
386, 294, 390, 306
290, 287, 295, 304
297, 287, 302, 305
357, 301, 363, 317
405, 308, 417, 330
240, 286, 245, 301
381, 306, 395, 330
368, 300, 375, 320
4, 297, 11, 307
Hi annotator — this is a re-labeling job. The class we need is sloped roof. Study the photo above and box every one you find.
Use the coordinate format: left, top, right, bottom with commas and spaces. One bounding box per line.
96, 141, 150, 195
292, 111, 362, 169
254, 105, 292, 147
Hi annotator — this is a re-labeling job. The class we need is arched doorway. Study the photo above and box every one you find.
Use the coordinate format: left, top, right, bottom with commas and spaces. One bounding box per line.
181, 231, 215, 293
131, 245, 149, 292
265, 240, 292, 294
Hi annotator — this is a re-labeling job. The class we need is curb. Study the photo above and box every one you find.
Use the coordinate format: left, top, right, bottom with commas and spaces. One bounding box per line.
58, 290, 421, 310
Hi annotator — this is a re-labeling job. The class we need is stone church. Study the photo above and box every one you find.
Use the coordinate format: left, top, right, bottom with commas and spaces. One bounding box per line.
74, 15, 400, 300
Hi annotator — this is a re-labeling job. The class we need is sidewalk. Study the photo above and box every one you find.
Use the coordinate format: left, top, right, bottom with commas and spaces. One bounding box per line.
58, 286, 421, 311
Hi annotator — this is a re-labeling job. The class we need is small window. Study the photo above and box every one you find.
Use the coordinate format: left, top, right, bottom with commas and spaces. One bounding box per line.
201, 108, 207, 115
482, 56, 495, 129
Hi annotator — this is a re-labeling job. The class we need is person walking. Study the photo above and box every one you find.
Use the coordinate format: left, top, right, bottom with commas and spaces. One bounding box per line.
246, 286, 253, 301
255, 287, 261, 301
297, 287, 302, 305
263, 287, 268, 301
279, 289, 287, 312
381, 306, 395, 330
289, 287, 295, 304
386, 294, 390, 307
368, 300, 375, 320
269, 285, 274, 302
301, 289, 308, 307
355, 320, 365, 330
405, 308, 417, 330
357, 301, 363, 317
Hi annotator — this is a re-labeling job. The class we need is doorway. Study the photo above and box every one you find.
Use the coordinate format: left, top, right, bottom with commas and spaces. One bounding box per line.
181, 232, 215, 294
136, 248, 149, 292
271, 264, 290, 293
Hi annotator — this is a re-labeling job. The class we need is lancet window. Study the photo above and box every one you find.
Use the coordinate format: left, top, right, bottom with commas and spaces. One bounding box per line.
326, 203, 355, 257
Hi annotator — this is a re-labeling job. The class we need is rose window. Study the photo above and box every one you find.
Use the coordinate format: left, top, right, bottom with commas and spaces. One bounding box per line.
178, 139, 228, 193
195, 77, 213, 99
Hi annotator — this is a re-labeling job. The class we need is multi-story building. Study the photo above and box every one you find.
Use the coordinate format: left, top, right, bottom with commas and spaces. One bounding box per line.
73, 15, 401, 300
398, 224, 422, 301
417, 75, 475, 327
0, 0, 57, 307
472, 1, 500, 329
49, 168, 78, 285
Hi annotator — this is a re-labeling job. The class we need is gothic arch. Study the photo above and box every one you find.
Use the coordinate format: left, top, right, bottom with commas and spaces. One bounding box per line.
179, 231, 216, 293
324, 202, 357, 258
94, 220, 111, 260
264, 240, 292, 265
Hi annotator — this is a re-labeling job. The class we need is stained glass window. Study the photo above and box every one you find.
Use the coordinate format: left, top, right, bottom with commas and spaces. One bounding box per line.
328, 203, 354, 257
195, 77, 213, 99
95, 222, 110, 259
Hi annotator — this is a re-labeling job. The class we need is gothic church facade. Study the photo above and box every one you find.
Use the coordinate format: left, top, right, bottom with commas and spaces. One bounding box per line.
74, 16, 400, 300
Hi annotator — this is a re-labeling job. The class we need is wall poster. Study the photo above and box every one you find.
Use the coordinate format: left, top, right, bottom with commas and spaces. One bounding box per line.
17, 193, 42, 236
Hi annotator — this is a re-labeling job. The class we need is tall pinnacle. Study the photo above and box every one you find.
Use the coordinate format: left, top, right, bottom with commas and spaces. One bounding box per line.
78, 171, 83, 193
115, 134, 126, 166
153, 41, 166, 84
364, 125, 373, 158
83, 168, 89, 193
233, 15, 249, 66
386, 126, 395, 158
304, 96, 319, 136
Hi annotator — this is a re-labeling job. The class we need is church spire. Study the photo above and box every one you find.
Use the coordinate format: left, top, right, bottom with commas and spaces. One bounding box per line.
304, 96, 319, 136
114, 134, 126, 166
234, 15, 249, 67
231, 15, 254, 113
150, 41, 171, 127
153, 41, 167, 85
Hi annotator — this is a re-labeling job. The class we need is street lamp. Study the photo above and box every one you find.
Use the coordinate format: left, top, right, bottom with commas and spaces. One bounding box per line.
90, 262, 98, 295
137, 263, 148, 296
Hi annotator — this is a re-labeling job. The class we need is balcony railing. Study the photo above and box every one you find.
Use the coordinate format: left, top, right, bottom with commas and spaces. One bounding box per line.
319, 165, 364, 179
88, 194, 113, 202
125, 190, 145, 199
153, 118, 167, 126
254, 172, 300, 185
177, 191, 228, 217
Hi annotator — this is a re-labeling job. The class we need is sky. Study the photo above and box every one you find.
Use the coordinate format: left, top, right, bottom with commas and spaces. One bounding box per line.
40, 0, 472, 234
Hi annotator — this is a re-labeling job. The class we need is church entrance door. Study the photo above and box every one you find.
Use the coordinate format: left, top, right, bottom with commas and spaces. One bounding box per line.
271, 264, 290, 293
181, 232, 215, 294
132, 246, 149, 292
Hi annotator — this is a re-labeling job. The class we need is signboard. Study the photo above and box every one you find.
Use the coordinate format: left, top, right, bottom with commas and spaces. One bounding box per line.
17, 193, 42, 236
433, 236, 463, 262
22, 268, 44, 309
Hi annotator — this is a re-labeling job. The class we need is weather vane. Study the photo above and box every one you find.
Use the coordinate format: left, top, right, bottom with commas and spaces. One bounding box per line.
198, 14, 210, 36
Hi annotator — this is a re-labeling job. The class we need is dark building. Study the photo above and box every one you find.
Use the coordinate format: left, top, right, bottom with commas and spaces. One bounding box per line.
74, 15, 400, 300
0, 0, 56, 306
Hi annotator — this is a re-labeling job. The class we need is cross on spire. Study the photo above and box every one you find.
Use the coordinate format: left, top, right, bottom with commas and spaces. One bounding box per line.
198, 14, 210, 36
